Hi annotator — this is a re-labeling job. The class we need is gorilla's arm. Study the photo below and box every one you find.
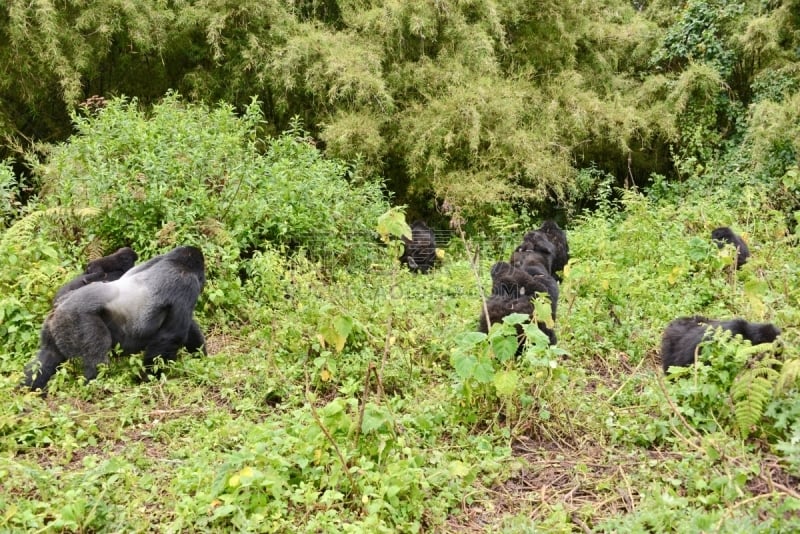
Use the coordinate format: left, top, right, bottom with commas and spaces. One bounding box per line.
185, 320, 207, 355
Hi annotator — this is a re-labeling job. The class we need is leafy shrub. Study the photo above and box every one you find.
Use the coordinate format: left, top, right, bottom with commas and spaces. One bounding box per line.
0, 159, 21, 228
746, 93, 800, 179
651, 0, 743, 76
767, 390, 800, 476
169, 394, 490, 532
34, 94, 388, 269
451, 313, 569, 425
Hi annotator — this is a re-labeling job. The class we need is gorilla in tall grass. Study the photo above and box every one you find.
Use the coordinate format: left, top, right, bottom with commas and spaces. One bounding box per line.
513, 220, 569, 281
510, 231, 555, 275
400, 220, 437, 274
660, 316, 780, 372
25, 246, 206, 391
479, 261, 559, 349
532, 220, 569, 277
711, 227, 750, 269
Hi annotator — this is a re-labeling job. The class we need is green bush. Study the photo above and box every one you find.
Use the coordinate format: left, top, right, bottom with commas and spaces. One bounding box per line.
35, 94, 388, 269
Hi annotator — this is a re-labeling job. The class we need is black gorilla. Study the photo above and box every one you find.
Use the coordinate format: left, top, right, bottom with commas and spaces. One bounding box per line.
53, 247, 138, 303
660, 315, 780, 372
711, 227, 750, 269
479, 261, 558, 347
517, 220, 569, 280
510, 230, 555, 274
400, 220, 437, 274
537, 220, 569, 276
490, 261, 559, 318
24, 246, 206, 390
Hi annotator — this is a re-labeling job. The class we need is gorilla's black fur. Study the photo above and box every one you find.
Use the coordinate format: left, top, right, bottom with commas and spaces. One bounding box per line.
510, 231, 555, 274
479, 261, 558, 348
476, 220, 567, 351
711, 227, 750, 269
660, 315, 780, 372
538, 220, 569, 276
517, 220, 569, 280
53, 247, 138, 303
400, 220, 437, 274
24, 246, 206, 390
490, 261, 559, 318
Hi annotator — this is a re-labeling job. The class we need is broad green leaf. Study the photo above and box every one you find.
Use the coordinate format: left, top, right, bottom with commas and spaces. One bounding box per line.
452, 352, 477, 379
493, 369, 519, 397
376, 208, 411, 242
473, 359, 495, 383
320, 314, 352, 353
744, 279, 768, 297
228, 466, 254, 488
334, 315, 354, 341
448, 460, 471, 478
456, 331, 487, 347
41, 245, 60, 259
533, 296, 554, 328
361, 403, 391, 434
491, 334, 518, 362
501, 313, 529, 326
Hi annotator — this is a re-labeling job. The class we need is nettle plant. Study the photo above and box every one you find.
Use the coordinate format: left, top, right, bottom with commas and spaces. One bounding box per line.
451, 310, 569, 424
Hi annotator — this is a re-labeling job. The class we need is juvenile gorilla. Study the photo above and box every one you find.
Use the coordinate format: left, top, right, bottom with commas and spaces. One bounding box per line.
711, 227, 750, 269
516, 220, 569, 280
660, 315, 780, 372
400, 220, 437, 274
53, 247, 138, 303
479, 261, 558, 347
25, 246, 206, 390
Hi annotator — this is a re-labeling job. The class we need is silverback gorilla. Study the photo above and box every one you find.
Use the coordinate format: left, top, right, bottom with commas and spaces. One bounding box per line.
660, 315, 780, 372
53, 246, 138, 303
24, 246, 206, 390
400, 220, 437, 274
711, 227, 750, 269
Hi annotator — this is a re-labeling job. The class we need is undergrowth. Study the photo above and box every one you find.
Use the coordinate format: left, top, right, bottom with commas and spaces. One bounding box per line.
1, 97, 800, 532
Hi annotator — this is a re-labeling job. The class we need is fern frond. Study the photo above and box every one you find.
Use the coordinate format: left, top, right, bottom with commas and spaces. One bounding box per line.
86, 239, 107, 261
731, 366, 779, 438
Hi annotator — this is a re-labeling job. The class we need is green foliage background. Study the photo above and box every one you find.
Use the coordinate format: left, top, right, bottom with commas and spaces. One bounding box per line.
2, 0, 797, 219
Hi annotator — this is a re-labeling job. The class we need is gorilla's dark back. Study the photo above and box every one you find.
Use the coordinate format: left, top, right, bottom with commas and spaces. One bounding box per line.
86, 247, 138, 276
489, 262, 558, 319
479, 260, 559, 350
478, 221, 567, 351
538, 220, 569, 274
660, 315, 780, 372
53, 247, 138, 303
512, 231, 555, 274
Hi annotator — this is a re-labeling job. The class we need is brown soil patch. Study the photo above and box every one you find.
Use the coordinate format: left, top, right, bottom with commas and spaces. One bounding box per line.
443, 437, 683, 533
